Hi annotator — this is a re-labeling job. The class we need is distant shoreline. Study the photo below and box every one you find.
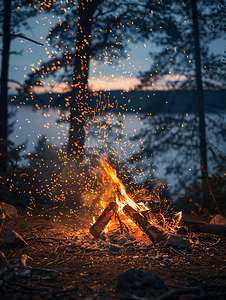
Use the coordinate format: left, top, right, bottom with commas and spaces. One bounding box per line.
8, 89, 226, 114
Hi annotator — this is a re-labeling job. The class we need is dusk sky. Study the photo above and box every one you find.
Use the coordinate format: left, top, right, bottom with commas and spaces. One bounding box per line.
7, 10, 225, 95
8, 12, 151, 94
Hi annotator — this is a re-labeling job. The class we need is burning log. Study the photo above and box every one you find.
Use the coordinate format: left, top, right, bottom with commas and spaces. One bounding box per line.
123, 204, 165, 244
90, 202, 118, 238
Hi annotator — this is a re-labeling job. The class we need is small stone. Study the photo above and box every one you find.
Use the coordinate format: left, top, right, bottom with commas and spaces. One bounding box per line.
117, 237, 127, 245
109, 244, 121, 253
100, 233, 106, 241
210, 214, 226, 225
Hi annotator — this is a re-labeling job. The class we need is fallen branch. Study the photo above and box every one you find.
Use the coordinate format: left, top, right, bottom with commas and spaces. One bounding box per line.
28, 267, 59, 280
156, 284, 226, 300
181, 218, 226, 236
98, 284, 226, 300
156, 286, 205, 300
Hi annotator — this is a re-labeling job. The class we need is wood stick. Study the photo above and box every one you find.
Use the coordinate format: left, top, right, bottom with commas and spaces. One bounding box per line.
181, 218, 226, 236
90, 202, 118, 238
123, 204, 165, 244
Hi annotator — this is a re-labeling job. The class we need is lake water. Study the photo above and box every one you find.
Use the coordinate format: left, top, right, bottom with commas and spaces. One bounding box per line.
8, 105, 226, 196
8, 105, 144, 159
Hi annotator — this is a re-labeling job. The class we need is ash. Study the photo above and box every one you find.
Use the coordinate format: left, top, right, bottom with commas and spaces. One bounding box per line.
67, 229, 153, 254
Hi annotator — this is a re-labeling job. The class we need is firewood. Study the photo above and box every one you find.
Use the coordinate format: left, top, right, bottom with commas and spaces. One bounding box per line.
90, 202, 118, 238
181, 217, 226, 236
4, 230, 28, 247
123, 204, 165, 244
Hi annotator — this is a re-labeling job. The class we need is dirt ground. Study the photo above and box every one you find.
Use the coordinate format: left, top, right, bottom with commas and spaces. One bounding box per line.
1, 207, 226, 300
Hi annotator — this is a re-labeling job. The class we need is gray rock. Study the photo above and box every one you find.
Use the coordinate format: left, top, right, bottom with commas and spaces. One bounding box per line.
100, 233, 106, 241
117, 237, 127, 245
109, 244, 121, 253
117, 268, 168, 298
163, 235, 190, 248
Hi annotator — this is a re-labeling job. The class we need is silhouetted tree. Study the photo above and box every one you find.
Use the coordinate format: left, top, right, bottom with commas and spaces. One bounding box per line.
21, 0, 164, 167
134, 0, 226, 210
0, 0, 43, 171
0, 0, 11, 171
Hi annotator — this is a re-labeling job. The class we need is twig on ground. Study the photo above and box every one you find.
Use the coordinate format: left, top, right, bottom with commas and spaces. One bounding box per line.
156, 284, 226, 300
169, 246, 202, 266
6, 241, 23, 259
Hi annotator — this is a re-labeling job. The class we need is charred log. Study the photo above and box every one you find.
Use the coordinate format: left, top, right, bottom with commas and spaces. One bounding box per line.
123, 204, 165, 244
90, 202, 118, 238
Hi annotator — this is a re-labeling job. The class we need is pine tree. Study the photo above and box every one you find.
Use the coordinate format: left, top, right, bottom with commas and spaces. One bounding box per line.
0, 0, 43, 171
135, 0, 226, 210
20, 0, 164, 167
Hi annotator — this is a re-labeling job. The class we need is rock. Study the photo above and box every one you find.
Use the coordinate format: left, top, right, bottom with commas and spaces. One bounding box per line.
163, 235, 190, 248
4, 230, 28, 247
0, 202, 18, 219
100, 233, 106, 241
117, 237, 127, 245
109, 244, 121, 253
117, 268, 169, 298
210, 214, 226, 225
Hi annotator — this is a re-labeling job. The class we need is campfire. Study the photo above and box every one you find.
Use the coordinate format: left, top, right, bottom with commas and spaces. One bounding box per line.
89, 161, 182, 245
1, 161, 226, 300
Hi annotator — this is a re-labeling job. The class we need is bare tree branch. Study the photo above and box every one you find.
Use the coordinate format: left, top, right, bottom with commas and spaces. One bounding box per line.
0, 33, 44, 46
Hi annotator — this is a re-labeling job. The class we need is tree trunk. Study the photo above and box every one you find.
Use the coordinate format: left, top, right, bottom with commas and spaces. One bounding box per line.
191, 0, 209, 209
68, 0, 100, 166
0, 0, 11, 171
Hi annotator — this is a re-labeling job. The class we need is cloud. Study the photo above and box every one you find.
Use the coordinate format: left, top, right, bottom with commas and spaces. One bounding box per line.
88, 76, 140, 91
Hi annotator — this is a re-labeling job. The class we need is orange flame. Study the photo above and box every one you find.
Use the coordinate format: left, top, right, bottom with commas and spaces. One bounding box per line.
97, 160, 182, 237
102, 161, 140, 211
